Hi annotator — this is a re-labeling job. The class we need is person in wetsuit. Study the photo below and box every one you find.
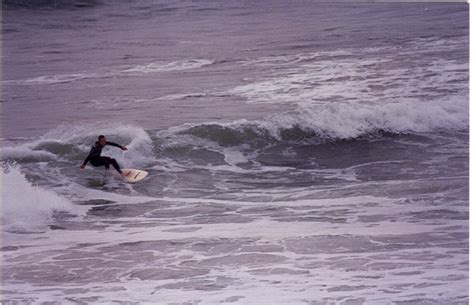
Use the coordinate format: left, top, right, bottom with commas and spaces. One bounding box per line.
80, 135, 129, 177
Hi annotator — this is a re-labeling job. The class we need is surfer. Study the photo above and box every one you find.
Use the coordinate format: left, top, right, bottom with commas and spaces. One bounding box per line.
80, 135, 130, 177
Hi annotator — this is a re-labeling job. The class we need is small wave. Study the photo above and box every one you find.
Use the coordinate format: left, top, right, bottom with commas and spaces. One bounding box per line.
3, 58, 214, 86
157, 92, 209, 101
242, 50, 352, 67
3, 73, 99, 85
22, 73, 94, 84
1, 164, 84, 233
123, 59, 214, 73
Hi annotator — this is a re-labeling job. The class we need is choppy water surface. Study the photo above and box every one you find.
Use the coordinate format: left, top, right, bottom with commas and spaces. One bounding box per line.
1, 1, 469, 304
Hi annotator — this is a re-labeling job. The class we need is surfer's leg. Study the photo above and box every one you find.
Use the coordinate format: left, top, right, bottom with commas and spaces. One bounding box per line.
107, 157, 123, 174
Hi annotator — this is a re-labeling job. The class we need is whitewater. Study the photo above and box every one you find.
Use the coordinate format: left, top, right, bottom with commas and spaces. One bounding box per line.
1, 1, 468, 304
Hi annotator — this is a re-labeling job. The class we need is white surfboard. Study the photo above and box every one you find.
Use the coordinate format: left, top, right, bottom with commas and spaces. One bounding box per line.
122, 168, 148, 183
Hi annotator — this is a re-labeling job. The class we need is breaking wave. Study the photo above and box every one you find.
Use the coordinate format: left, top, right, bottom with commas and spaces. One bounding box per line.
1, 124, 155, 167
178, 94, 468, 146
1, 164, 84, 233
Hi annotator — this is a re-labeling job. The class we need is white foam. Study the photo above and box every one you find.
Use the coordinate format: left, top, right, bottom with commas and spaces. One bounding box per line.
1, 164, 84, 232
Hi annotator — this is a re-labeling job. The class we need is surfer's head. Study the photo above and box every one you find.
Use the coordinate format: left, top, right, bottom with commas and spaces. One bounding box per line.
98, 135, 107, 146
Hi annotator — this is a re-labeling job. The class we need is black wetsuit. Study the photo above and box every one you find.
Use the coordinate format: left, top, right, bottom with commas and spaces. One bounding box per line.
82, 141, 123, 173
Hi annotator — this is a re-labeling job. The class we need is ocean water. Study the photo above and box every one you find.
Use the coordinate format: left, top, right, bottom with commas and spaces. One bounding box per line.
1, 1, 469, 304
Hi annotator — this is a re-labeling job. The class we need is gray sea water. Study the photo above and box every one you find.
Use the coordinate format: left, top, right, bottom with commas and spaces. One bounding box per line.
1, 1, 469, 304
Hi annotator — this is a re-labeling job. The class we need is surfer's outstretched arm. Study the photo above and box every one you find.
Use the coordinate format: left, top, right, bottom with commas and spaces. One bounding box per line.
106, 141, 128, 150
